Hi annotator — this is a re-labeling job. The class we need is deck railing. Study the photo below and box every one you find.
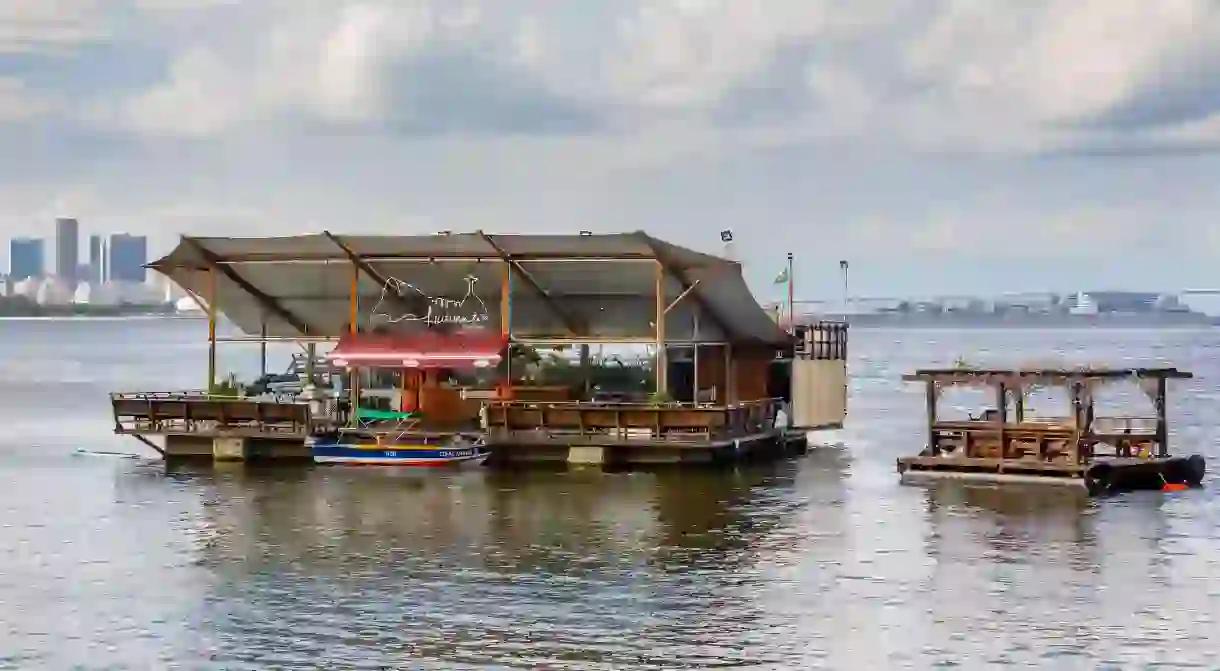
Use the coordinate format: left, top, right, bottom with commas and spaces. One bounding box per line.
110, 391, 313, 437
483, 398, 782, 443
930, 415, 1165, 462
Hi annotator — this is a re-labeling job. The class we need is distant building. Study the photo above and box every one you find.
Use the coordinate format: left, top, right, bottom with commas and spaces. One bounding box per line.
88, 234, 105, 284
996, 291, 1059, 313
9, 237, 44, 281
1067, 292, 1098, 315
55, 217, 79, 284
1079, 291, 1163, 314
108, 234, 148, 284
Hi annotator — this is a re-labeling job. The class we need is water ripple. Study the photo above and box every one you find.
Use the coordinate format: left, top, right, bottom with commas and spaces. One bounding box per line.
2, 321, 1220, 667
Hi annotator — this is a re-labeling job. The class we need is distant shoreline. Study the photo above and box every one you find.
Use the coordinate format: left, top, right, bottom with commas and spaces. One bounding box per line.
0, 313, 203, 320
0, 299, 182, 318
833, 314, 1218, 328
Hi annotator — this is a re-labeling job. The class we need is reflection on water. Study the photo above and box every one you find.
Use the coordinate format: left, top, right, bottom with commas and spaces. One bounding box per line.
153, 461, 823, 669
2, 320, 1220, 668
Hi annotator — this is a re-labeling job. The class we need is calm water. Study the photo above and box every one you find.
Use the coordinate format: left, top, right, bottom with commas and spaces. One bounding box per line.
2, 319, 1219, 669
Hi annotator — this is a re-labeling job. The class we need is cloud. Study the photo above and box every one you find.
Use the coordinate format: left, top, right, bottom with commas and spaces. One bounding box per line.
0, 78, 57, 122
0, 0, 109, 55
5, 0, 1220, 298
6, 0, 1220, 152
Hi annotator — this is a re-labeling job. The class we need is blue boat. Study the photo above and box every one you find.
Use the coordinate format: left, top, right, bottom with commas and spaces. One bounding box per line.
308, 430, 490, 467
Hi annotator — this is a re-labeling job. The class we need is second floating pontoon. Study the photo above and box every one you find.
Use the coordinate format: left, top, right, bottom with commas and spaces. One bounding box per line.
897, 365, 1205, 495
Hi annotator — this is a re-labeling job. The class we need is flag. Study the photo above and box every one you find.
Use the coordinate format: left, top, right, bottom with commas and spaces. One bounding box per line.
839, 260, 849, 271
773, 268, 789, 285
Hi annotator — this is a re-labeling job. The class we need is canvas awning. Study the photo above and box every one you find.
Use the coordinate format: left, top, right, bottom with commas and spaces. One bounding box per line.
149, 230, 793, 346
326, 331, 505, 369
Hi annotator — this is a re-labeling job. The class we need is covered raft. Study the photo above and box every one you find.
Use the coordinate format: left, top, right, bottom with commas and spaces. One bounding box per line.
896, 365, 1206, 496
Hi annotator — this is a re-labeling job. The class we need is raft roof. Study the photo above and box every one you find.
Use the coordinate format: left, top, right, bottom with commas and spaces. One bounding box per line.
903, 367, 1193, 384
150, 230, 791, 345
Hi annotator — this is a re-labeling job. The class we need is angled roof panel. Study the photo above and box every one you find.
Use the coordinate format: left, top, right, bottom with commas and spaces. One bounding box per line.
150, 231, 792, 345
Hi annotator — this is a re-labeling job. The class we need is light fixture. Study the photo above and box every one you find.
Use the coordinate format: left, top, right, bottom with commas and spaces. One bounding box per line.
720, 230, 733, 243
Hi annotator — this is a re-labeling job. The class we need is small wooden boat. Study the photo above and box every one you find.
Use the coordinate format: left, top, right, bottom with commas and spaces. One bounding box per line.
308, 430, 489, 467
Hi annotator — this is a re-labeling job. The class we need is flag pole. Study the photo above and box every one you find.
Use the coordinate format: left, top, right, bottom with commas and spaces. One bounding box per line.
839, 260, 850, 317
786, 252, 795, 333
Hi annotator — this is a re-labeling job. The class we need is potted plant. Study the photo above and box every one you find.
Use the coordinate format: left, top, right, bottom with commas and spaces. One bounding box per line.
212, 372, 243, 398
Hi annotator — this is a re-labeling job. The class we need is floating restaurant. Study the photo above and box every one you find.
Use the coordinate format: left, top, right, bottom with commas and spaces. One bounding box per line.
110, 231, 848, 466
897, 365, 1206, 494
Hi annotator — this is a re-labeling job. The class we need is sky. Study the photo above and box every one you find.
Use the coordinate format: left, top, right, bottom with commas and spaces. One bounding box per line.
4, 0, 1220, 302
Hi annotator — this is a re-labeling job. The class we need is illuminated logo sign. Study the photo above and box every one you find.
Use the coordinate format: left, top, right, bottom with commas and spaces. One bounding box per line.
369, 274, 490, 327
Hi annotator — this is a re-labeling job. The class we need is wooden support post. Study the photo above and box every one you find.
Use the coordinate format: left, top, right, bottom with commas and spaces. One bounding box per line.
500, 261, 511, 339
399, 366, 407, 413
206, 267, 217, 394
926, 380, 938, 456
725, 343, 734, 404
654, 260, 667, 396
1069, 382, 1083, 465
259, 317, 267, 377
580, 344, 591, 399
1155, 375, 1168, 457
694, 311, 704, 404
348, 261, 359, 424
501, 261, 512, 399
349, 262, 359, 334
995, 382, 1007, 459
692, 344, 701, 404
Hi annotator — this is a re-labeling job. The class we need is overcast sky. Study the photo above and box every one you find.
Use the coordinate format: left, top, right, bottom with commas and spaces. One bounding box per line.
3, 0, 1220, 301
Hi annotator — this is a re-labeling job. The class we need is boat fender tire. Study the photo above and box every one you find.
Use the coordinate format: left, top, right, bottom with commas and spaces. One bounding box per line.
1085, 463, 1115, 497
1185, 454, 1206, 487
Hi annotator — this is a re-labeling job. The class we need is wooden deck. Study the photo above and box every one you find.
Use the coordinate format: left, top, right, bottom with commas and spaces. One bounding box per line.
110, 392, 800, 466
484, 398, 780, 443
482, 398, 789, 465
111, 391, 314, 439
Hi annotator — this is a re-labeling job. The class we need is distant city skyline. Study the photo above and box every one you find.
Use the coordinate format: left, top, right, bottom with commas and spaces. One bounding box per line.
4, 217, 147, 285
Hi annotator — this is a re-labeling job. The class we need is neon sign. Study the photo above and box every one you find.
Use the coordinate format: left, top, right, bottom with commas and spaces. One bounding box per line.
369, 274, 491, 327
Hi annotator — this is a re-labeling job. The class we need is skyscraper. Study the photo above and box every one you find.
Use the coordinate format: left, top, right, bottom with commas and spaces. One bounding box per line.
9, 238, 45, 281
55, 217, 79, 283
108, 234, 148, 283
88, 234, 103, 284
